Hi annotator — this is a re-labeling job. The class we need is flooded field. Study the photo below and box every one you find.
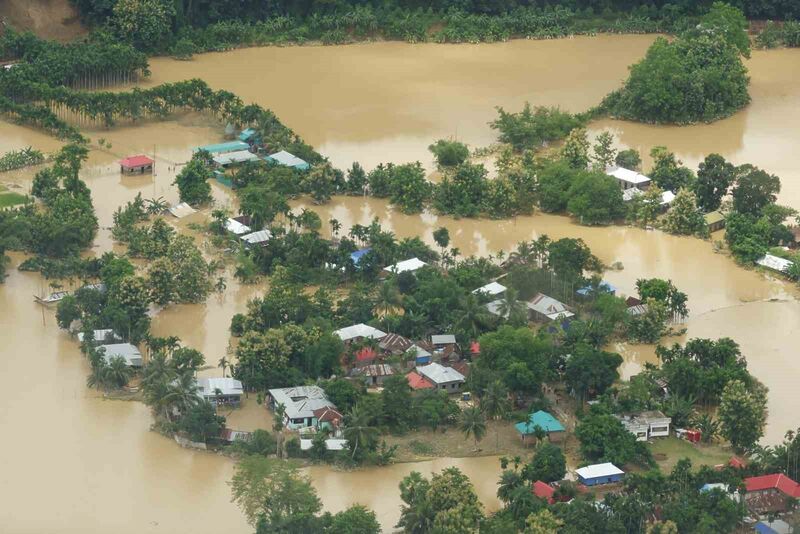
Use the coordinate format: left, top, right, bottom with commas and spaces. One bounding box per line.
1, 35, 800, 533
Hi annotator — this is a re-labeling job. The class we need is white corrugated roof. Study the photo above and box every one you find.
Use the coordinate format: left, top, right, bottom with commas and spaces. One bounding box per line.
168, 202, 196, 218
77, 329, 115, 343
576, 462, 624, 479
197, 377, 243, 398
241, 229, 271, 245
486, 299, 506, 317
212, 150, 260, 167
384, 258, 427, 274
606, 166, 652, 185
268, 150, 308, 168
417, 362, 465, 385
334, 323, 387, 341
756, 254, 794, 273
472, 282, 507, 296
225, 218, 251, 235
99, 343, 142, 366
269, 386, 335, 420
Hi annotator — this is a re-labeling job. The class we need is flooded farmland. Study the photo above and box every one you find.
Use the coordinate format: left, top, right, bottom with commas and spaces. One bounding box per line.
1, 35, 800, 533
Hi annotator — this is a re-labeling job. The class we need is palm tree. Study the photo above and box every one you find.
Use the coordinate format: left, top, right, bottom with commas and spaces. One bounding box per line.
497, 469, 524, 503
460, 406, 487, 451
532, 235, 551, 268
329, 217, 342, 240
87, 360, 111, 393
481, 380, 511, 451
145, 196, 169, 215
374, 280, 402, 326
509, 240, 535, 265
106, 356, 133, 389
496, 288, 527, 327
218, 356, 229, 378
691, 413, 719, 443
163, 371, 200, 418
456, 294, 492, 341
344, 404, 378, 460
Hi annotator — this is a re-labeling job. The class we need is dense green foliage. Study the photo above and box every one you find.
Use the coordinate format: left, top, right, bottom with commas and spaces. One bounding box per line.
604, 4, 752, 125
491, 104, 584, 152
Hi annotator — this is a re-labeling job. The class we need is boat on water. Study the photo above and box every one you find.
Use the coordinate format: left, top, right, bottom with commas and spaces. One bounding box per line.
34, 290, 70, 305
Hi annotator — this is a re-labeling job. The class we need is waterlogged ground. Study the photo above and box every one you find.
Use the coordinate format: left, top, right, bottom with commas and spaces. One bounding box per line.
1, 36, 800, 533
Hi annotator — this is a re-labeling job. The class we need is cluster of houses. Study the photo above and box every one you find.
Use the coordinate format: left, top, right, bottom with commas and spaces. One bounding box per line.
332, 322, 470, 393
194, 132, 311, 189
605, 165, 725, 234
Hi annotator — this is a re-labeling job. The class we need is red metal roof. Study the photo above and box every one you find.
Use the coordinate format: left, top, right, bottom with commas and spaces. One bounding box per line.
532, 481, 555, 504
355, 347, 377, 362
745, 474, 800, 497
119, 155, 154, 168
406, 371, 434, 390
313, 406, 343, 423
470, 341, 480, 355
729, 456, 746, 469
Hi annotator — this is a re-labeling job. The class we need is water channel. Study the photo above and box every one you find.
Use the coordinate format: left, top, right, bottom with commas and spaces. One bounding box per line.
1, 35, 799, 532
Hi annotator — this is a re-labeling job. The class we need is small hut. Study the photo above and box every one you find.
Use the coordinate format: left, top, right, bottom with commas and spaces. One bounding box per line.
119, 155, 154, 174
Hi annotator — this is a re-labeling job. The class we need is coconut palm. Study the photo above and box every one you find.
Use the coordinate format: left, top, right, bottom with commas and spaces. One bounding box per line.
163, 371, 200, 418
344, 404, 378, 460
496, 287, 527, 327
329, 217, 342, 239
509, 240, 535, 265
691, 413, 719, 443
497, 469, 524, 504
86, 360, 111, 393
532, 234, 551, 268
145, 196, 169, 215
374, 280, 402, 326
456, 294, 492, 341
106, 356, 133, 388
460, 406, 487, 451
218, 356, 229, 378
481, 380, 511, 451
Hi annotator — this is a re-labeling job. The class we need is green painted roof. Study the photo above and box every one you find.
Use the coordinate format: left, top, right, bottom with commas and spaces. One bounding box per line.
704, 210, 725, 225
515, 410, 565, 435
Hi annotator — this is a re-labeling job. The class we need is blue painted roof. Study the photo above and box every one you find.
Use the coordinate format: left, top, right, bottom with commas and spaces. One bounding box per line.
755, 523, 778, 534
577, 281, 617, 296
194, 141, 249, 155
515, 410, 565, 435
350, 248, 372, 265
238, 128, 258, 142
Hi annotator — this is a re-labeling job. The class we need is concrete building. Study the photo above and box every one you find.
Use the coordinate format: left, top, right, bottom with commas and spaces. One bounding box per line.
576, 463, 625, 486
416, 362, 465, 392
268, 386, 338, 430
196, 377, 244, 407
618, 410, 672, 441
606, 166, 652, 190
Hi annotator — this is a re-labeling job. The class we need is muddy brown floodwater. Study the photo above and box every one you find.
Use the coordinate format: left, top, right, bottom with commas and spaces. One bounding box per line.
1, 36, 800, 533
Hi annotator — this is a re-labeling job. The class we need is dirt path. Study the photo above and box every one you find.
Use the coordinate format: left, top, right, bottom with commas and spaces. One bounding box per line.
1, 0, 86, 42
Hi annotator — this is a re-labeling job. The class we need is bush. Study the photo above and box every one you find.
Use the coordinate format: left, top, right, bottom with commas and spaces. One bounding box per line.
171, 38, 196, 60
429, 139, 469, 168
491, 103, 583, 151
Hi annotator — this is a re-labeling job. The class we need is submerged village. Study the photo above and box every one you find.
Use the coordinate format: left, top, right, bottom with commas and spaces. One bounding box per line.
2, 1, 800, 533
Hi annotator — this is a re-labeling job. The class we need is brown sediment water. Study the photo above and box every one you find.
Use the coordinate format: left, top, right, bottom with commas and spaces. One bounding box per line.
140, 36, 659, 172
1, 36, 800, 533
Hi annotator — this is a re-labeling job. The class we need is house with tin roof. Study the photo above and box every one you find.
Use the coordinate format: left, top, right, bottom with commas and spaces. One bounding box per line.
196, 377, 244, 407
416, 362, 465, 392
334, 323, 387, 344
527, 293, 574, 323
268, 386, 337, 430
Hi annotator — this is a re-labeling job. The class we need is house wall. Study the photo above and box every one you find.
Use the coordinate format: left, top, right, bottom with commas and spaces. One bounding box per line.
580, 473, 624, 487
649, 422, 670, 438
434, 380, 462, 392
